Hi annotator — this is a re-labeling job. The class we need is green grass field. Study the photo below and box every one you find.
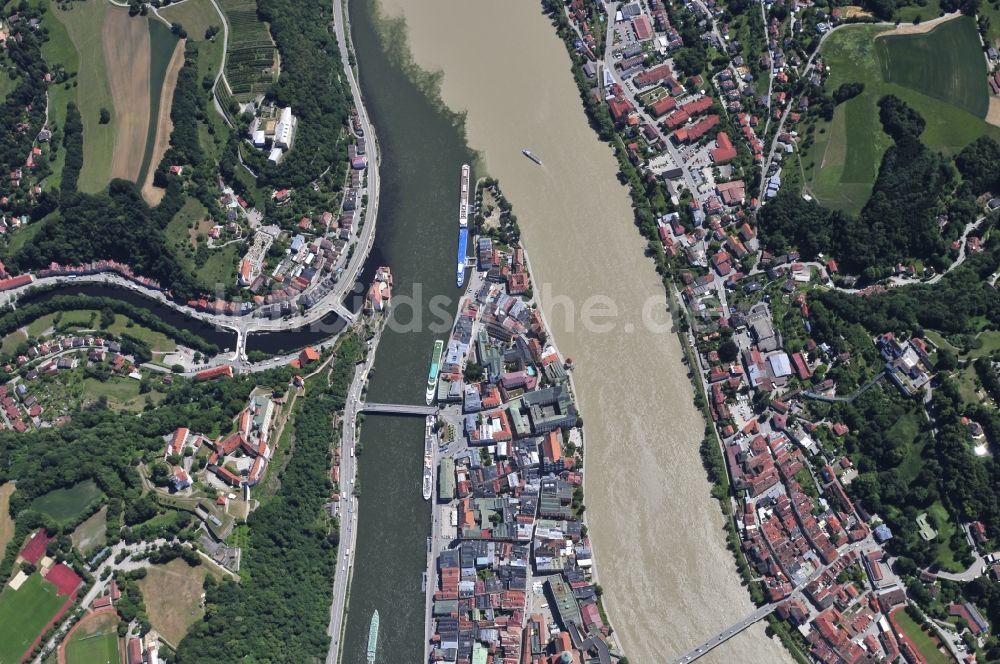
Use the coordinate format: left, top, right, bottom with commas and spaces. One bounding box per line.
166, 198, 210, 253
64, 611, 119, 664
22, 308, 177, 353
892, 609, 953, 664
0, 574, 68, 664
70, 506, 107, 556
927, 500, 964, 572
47, 0, 117, 193
801, 17, 1000, 214
196, 243, 240, 290
0, 69, 16, 103
6, 220, 45, 255
64, 632, 118, 664
979, 0, 1000, 48
877, 18, 988, 117
159, 0, 223, 43
81, 377, 164, 412
40, 2, 80, 192
887, 413, 926, 483
30, 480, 104, 524
896, 0, 943, 23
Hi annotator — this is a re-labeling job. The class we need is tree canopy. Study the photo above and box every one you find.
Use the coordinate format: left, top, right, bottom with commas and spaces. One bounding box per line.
758, 96, 953, 276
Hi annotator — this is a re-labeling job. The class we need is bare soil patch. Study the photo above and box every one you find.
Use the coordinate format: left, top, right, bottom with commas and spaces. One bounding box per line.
102, 10, 151, 182
875, 12, 961, 38
137, 559, 212, 645
987, 96, 1000, 128
142, 39, 186, 206
0, 483, 14, 558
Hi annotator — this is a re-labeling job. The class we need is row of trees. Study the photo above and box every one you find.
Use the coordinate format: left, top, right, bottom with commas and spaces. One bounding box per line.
60, 102, 83, 196
152, 45, 204, 189
176, 334, 363, 663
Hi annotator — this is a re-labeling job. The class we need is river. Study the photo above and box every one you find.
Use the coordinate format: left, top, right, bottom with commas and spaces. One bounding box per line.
364, 1, 793, 662
338, 0, 476, 660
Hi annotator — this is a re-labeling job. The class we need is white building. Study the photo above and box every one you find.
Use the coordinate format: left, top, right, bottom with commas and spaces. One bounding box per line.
274, 106, 296, 150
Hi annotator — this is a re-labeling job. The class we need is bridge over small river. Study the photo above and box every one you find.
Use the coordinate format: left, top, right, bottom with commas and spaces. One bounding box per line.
358, 402, 438, 416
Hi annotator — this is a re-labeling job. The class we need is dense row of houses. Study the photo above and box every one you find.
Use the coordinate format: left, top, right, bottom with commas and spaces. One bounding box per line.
430, 213, 611, 662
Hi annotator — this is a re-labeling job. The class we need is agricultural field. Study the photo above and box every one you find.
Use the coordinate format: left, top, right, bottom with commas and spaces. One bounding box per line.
138, 559, 216, 645
139, 22, 185, 205
63, 611, 120, 664
103, 7, 155, 183
0, 484, 14, 557
800, 17, 1000, 214
29, 480, 104, 524
218, 0, 278, 99
70, 506, 107, 556
876, 18, 988, 118
43, 1, 180, 193
46, 0, 117, 193
0, 574, 68, 664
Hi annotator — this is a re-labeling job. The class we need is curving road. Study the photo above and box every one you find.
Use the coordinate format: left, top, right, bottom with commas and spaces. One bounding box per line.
325, 1, 381, 661
759, 12, 962, 202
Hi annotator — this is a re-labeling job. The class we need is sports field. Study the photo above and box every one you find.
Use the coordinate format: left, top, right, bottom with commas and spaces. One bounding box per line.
891, 608, 952, 664
30, 480, 104, 524
0, 574, 67, 664
801, 16, 1000, 214
63, 611, 120, 664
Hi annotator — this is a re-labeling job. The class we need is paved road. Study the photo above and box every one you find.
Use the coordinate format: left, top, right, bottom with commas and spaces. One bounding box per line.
31, 539, 174, 664
325, 325, 381, 664
324, 7, 382, 659
760, 12, 961, 202
927, 556, 987, 583
359, 402, 437, 415
598, 4, 699, 196
206, 0, 234, 125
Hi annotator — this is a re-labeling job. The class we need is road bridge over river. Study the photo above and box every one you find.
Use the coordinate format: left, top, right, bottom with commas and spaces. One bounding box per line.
669, 602, 780, 664
359, 402, 438, 416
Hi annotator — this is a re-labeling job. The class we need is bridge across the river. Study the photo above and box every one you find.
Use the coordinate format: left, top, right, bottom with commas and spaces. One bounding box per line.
669, 602, 780, 664
358, 402, 437, 416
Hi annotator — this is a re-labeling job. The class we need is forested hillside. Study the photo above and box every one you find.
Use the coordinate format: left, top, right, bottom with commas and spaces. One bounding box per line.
175, 334, 362, 663
758, 96, 962, 278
